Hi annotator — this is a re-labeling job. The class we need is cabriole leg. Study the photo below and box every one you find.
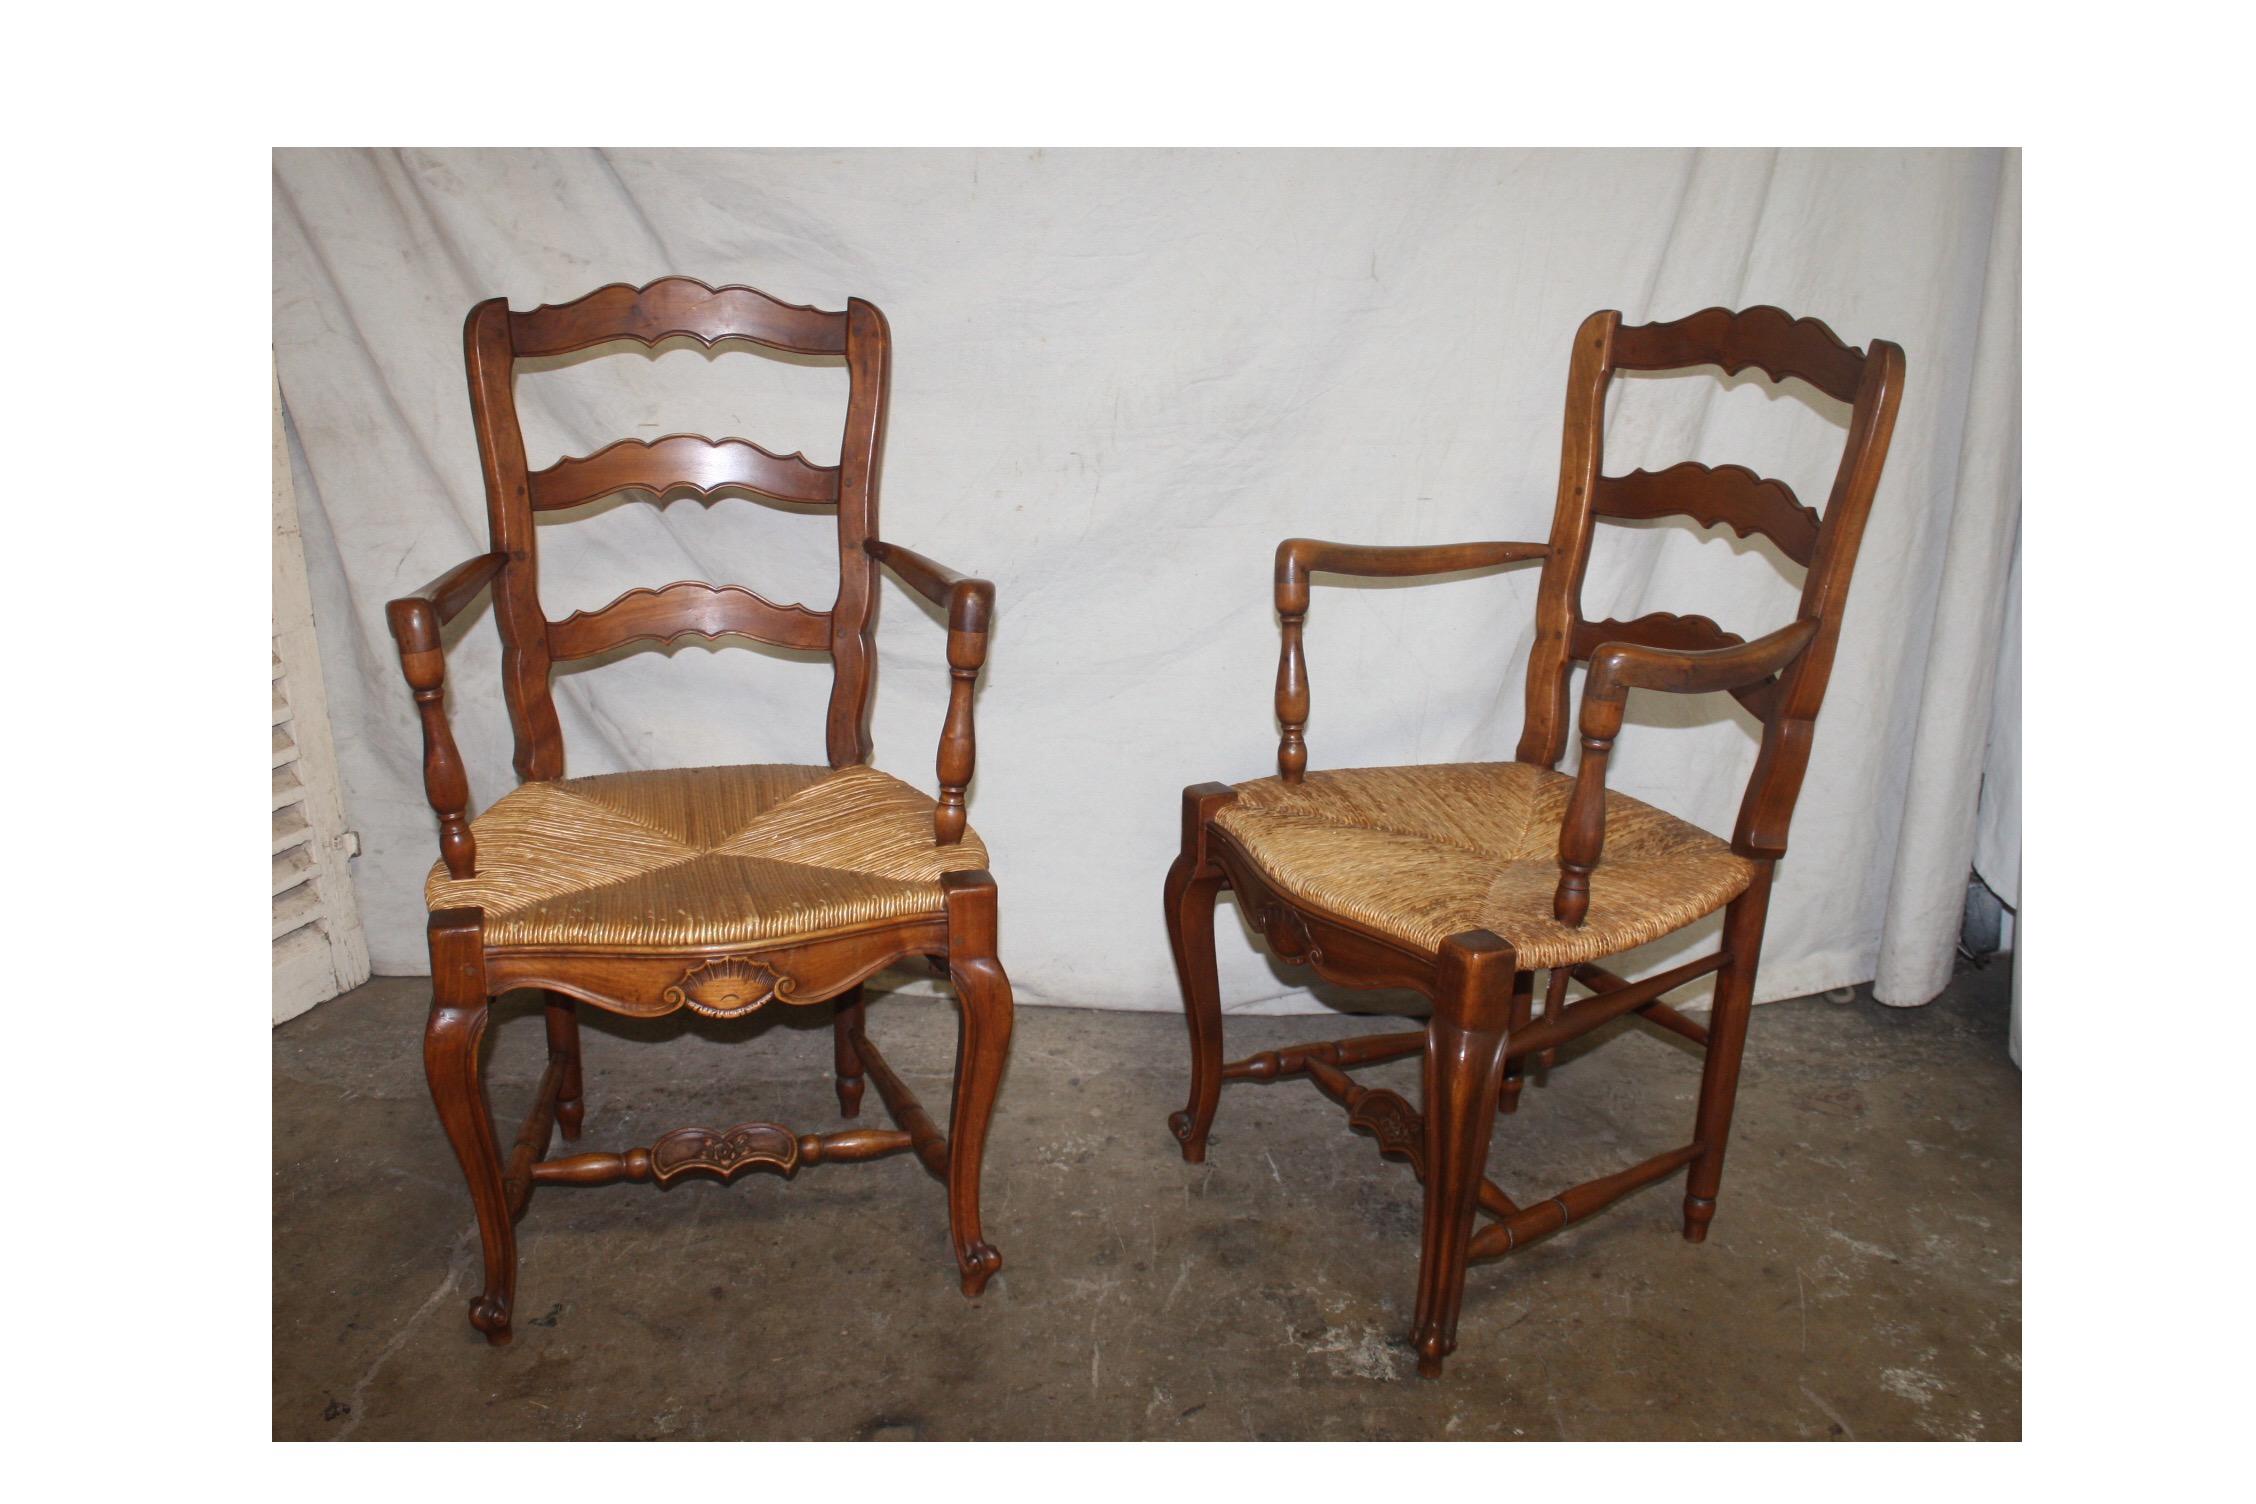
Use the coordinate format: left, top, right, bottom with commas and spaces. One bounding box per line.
544, 991, 584, 1141
1684, 872, 1774, 1242
1412, 932, 1518, 1378
1166, 782, 1235, 1163
833, 985, 867, 1118
943, 871, 1012, 1297
424, 909, 516, 1345
1164, 857, 1227, 1162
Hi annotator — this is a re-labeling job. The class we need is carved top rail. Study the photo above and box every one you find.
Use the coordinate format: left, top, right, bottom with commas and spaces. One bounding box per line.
1610, 304, 1867, 404
529, 435, 841, 510
508, 277, 849, 358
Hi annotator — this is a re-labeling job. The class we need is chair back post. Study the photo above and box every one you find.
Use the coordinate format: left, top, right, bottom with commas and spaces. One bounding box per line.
464, 297, 566, 781
1731, 337, 1905, 858
827, 298, 890, 768
1516, 309, 1619, 768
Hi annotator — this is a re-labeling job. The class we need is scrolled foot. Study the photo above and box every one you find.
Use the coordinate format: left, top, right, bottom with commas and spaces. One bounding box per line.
469, 1294, 513, 1346
1683, 1194, 1715, 1243
1168, 1110, 1209, 1164
956, 1241, 1003, 1298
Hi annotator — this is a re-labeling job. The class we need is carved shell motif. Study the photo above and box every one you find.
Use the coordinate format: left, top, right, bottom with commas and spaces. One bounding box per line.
647, 1122, 802, 1185
661, 957, 797, 1018
1260, 904, 1325, 966
1348, 1088, 1428, 1179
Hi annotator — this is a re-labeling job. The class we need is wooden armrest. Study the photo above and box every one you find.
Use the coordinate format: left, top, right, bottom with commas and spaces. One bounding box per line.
383, 552, 505, 878
1582, 619, 1817, 707
1276, 537, 1548, 588
1553, 620, 1818, 924
1273, 537, 1549, 783
865, 538, 995, 845
865, 538, 994, 635
384, 552, 507, 652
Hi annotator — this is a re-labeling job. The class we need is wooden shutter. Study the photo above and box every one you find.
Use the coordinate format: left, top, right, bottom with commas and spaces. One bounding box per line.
274, 375, 370, 1022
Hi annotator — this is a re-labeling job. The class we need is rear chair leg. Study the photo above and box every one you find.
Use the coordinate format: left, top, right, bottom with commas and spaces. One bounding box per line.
1535, 966, 1571, 1078
1166, 783, 1235, 1162
943, 872, 1011, 1297
1499, 970, 1533, 1114
833, 986, 866, 1118
544, 992, 584, 1140
424, 909, 516, 1345
1684, 874, 1773, 1242
1412, 932, 1518, 1378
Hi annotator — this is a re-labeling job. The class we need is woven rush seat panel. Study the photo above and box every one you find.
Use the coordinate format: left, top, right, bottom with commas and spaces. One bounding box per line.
1213, 762, 1756, 969
427, 764, 988, 951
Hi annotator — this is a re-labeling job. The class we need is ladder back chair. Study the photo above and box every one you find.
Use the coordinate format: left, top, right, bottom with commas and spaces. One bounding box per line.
1163, 305, 1906, 1376
387, 278, 1012, 1347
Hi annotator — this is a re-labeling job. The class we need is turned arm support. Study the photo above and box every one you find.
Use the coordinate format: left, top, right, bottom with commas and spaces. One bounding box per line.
864, 538, 995, 844
384, 552, 506, 878
1553, 618, 1818, 924
1273, 537, 1549, 782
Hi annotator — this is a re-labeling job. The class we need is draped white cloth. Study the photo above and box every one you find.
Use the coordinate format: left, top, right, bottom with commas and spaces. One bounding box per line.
273, 148, 2020, 1014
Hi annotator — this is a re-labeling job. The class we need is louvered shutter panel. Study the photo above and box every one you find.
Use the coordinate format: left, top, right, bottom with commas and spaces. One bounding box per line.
274, 375, 370, 1021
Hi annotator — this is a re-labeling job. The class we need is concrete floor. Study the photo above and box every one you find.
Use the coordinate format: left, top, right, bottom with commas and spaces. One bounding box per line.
274, 963, 2018, 1440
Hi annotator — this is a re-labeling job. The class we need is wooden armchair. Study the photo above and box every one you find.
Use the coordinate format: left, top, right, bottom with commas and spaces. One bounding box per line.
388, 278, 1012, 1347
1163, 306, 1905, 1377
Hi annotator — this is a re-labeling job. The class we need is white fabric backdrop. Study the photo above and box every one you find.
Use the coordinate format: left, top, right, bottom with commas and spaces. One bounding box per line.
1873, 150, 2022, 1006
272, 147, 2020, 1015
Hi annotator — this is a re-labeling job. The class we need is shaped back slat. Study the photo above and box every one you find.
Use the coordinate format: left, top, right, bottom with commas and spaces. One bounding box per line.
547, 582, 831, 659
1593, 463, 1820, 567
1569, 609, 1743, 660
1610, 304, 1866, 402
509, 277, 849, 357
528, 435, 842, 510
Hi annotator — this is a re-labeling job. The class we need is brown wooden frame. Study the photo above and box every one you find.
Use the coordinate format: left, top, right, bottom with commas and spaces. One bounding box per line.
389, 278, 1012, 1346
1167, 306, 1906, 1376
